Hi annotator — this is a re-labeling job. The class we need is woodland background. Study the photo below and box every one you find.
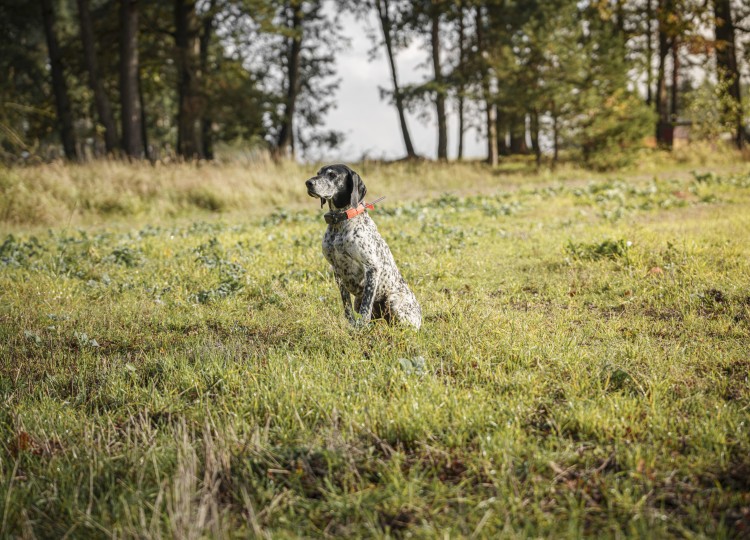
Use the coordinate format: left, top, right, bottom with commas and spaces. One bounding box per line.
1, 0, 749, 169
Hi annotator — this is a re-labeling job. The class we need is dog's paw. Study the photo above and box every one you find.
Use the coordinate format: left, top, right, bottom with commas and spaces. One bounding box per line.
350, 318, 370, 330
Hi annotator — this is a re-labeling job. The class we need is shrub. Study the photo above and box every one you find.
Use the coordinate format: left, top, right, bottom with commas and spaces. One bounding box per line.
578, 89, 656, 171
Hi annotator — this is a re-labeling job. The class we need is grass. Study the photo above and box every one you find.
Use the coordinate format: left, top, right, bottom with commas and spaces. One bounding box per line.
1, 157, 749, 538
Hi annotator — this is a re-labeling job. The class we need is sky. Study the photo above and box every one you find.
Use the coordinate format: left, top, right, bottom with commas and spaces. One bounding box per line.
321, 10, 487, 163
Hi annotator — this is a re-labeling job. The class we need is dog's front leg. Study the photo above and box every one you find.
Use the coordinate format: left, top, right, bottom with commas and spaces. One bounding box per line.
356, 266, 381, 326
334, 273, 355, 324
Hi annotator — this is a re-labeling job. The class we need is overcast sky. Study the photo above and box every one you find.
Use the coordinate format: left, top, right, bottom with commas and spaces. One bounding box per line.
321, 10, 486, 162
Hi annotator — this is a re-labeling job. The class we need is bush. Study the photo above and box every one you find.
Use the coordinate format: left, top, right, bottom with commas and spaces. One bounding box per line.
577, 89, 656, 171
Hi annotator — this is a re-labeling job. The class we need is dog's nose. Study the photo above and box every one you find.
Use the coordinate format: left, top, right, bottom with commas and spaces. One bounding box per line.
305, 179, 313, 189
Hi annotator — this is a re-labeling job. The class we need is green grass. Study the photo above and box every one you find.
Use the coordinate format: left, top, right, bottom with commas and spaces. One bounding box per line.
1, 160, 749, 538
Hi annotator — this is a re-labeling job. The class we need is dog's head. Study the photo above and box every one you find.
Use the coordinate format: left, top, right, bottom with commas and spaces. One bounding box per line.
305, 164, 367, 209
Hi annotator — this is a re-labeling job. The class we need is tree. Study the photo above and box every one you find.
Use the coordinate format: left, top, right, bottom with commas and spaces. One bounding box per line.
199, 1, 215, 159
653, 0, 684, 146
274, 0, 303, 159
454, 0, 467, 160
175, 0, 204, 159
41, 0, 79, 160
475, 4, 497, 166
77, 0, 119, 154
0, 0, 54, 159
577, 4, 655, 169
266, 0, 342, 160
713, 0, 744, 148
373, 0, 417, 159
646, 0, 654, 106
120, 0, 144, 158
427, 1, 448, 160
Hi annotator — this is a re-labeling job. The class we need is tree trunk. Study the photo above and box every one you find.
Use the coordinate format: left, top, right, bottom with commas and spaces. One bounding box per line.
41, 0, 78, 160
77, 0, 118, 154
120, 0, 144, 158
200, 7, 214, 160
655, 0, 670, 147
430, 8, 447, 161
475, 6, 497, 166
509, 113, 528, 154
495, 110, 508, 156
530, 109, 541, 166
375, 0, 416, 159
646, 0, 653, 106
138, 67, 150, 161
456, 1, 465, 160
714, 0, 744, 148
175, 0, 203, 159
552, 104, 560, 166
276, 1, 302, 160
670, 38, 679, 121
615, 0, 625, 35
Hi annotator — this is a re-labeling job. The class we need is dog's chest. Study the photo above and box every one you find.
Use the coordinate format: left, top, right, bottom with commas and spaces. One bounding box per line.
322, 218, 380, 290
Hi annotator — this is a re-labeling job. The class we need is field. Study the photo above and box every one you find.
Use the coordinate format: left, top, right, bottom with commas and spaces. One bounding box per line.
1, 157, 749, 538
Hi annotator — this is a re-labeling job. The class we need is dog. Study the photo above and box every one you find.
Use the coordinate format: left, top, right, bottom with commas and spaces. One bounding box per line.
305, 164, 421, 329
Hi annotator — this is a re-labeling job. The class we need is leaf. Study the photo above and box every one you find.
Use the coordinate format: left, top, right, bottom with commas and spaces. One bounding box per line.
398, 358, 413, 374
24, 330, 42, 345
398, 356, 426, 376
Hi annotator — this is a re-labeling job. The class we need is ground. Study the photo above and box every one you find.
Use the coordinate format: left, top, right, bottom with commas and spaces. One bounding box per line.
1, 157, 749, 538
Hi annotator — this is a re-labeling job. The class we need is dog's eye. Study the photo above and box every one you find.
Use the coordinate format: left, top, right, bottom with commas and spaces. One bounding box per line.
327, 171, 336, 179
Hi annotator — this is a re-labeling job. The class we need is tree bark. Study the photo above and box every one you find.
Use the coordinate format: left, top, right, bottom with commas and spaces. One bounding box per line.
714, 0, 744, 148
120, 0, 144, 158
475, 6, 497, 166
138, 67, 150, 161
552, 105, 560, 166
509, 113, 527, 154
456, 1, 465, 160
175, 0, 203, 159
655, 0, 671, 147
495, 109, 508, 156
615, 0, 625, 35
375, 0, 416, 159
276, 0, 302, 160
670, 37, 679, 121
41, 0, 78, 160
646, 0, 653, 106
430, 7, 447, 161
200, 7, 214, 160
530, 109, 541, 166
77, 0, 118, 154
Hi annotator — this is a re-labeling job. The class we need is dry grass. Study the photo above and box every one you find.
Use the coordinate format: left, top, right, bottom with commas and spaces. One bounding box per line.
2, 147, 746, 230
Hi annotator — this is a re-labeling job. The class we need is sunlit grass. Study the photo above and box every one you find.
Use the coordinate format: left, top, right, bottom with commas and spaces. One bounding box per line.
1, 160, 749, 537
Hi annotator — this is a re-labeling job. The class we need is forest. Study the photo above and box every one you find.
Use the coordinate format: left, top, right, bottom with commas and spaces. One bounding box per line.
1, 0, 748, 168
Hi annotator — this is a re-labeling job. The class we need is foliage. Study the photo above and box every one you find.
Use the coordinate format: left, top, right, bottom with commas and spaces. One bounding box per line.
684, 76, 743, 142
0, 0, 748, 163
577, 89, 656, 170
0, 0, 55, 159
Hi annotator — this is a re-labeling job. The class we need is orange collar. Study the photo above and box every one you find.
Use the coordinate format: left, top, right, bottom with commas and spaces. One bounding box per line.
324, 197, 385, 224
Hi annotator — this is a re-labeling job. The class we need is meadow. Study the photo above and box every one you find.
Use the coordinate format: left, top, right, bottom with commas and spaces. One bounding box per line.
1, 155, 749, 538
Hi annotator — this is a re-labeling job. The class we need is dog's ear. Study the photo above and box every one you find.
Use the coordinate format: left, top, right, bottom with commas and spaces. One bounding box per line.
349, 169, 367, 208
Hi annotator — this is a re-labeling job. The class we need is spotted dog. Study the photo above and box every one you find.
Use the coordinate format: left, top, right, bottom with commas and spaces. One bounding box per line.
305, 164, 421, 329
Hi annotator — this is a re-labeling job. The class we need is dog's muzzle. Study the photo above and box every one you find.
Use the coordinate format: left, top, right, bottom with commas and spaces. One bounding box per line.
305, 179, 317, 197
306, 178, 326, 207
